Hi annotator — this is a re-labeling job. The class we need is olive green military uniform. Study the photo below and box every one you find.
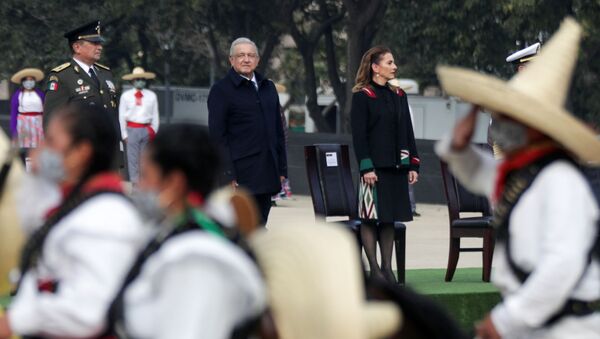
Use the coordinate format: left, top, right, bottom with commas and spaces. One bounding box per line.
43, 60, 120, 138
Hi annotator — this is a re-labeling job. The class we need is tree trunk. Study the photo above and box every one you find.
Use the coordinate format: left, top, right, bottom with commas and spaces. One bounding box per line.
322, 4, 346, 130
302, 46, 332, 133
257, 33, 281, 76
340, 0, 388, 133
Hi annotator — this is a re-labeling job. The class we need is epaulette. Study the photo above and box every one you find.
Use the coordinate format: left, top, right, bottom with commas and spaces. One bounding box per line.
51, 62, 71, 73
94, 62, 110, 71
361, 86, 377, 98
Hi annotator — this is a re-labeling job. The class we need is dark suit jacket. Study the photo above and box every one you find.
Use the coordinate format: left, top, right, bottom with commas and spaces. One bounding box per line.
208, 68, 287, 195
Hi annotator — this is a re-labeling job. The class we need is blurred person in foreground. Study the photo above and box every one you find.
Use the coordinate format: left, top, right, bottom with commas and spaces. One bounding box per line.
0, 103, 146, 338
436, 18, 600, 339
105, 124, 265, 339
208, 37, 287, 225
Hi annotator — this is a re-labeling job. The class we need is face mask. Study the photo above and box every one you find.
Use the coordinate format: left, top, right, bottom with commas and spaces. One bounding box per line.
489, 118, 528, 152
37, 148, 65, 183
130, 189, 166, 223
22, 80, 36, 90
133, 80, 146, 89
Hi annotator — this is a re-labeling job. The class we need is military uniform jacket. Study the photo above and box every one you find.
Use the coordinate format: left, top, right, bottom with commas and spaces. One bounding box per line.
44, 60, 120, 138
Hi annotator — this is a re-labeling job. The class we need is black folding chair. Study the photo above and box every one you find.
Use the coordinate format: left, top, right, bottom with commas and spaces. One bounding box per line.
305, 144, 407, 284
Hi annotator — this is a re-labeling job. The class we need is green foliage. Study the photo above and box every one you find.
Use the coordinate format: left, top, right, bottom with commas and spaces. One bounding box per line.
1, 0, 598, 125
378, 0, 600, 124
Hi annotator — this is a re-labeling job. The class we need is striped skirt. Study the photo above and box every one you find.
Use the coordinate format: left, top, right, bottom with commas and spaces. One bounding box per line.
17, 114, 44, 148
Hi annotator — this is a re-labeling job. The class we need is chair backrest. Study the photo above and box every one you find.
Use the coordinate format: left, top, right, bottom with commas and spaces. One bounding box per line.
440, 161, 491, 224
305, 144, 357, 219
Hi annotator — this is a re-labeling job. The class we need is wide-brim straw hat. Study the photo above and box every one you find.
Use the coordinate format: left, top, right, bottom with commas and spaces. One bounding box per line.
11, 68, 44, 84
122, 66, 156, 80
275, 83, 287, 93
0, 127, 24, 295
436, 17, 600, 164
249, 221, 402, 339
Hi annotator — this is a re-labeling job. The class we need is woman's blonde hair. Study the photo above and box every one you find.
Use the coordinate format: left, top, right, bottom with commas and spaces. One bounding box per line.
352, 46, 392, 92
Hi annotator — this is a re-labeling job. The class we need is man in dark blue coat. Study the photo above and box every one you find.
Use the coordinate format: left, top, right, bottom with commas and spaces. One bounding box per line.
208, 37, 287, 225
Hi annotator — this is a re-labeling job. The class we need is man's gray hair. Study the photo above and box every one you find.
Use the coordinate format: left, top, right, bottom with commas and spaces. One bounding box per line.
229, 37, 259, 57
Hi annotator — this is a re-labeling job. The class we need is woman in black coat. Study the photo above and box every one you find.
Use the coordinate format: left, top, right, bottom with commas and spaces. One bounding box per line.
351, 46, 420, 283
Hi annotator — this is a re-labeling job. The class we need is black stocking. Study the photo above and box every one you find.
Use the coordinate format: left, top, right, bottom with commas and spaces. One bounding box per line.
361, 222, 382, 278
379, 222, 397, 283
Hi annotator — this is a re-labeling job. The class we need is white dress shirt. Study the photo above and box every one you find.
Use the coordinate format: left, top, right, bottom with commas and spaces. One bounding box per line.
9, 179, 148, 338
73, 57, 96, 77
436, 136, 600, 338
123, 232, 266, 339
18, 91, 43, 113
118, 88, 160, 139
239, 72, 258, 90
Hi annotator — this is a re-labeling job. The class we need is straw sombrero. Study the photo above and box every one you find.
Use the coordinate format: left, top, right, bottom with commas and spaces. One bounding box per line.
11, 68, 44, 84
122, 67, 156, 80
0, 127, 24, 294
275, 83, 287, 93
437, 17, 600, 164
249, 221, 402, 339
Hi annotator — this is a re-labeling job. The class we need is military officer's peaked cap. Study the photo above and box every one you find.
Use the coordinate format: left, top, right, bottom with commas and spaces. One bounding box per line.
506, 42, 541, 64
64, 20, 105, 43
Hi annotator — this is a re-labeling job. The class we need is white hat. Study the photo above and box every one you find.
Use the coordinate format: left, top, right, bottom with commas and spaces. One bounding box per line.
11, 68, 44, 84
122, 67, 156, 80
0, 128, 24, 294
437, 17, 600, 164
506, 42, 541, 64
249, 221, 402, 339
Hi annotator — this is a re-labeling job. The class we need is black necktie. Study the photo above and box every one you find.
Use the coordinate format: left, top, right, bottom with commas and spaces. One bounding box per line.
88, 67, 100, 87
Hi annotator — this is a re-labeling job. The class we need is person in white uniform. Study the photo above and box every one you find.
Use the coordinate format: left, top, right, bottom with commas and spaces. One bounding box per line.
119, 67, 159, 185
106, 124, 265, 339
0, 103, 146, 338
435, 18, 600, 339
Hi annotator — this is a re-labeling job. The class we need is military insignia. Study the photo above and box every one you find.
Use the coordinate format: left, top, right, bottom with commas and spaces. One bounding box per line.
74, 65, 80, 73
75, 85, 91, 94
95, 62, 110, 70
48, 81, 59, 91
105, 80, 115, 91
51, 62, 71, 73
77, 79, 84, 85
49, 75, 59, 82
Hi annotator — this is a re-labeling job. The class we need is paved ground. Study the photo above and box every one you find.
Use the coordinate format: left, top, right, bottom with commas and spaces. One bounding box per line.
267, 195, 484, 270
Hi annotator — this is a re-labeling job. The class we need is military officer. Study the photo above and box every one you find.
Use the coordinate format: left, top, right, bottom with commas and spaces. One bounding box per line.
44, 20, 120, 139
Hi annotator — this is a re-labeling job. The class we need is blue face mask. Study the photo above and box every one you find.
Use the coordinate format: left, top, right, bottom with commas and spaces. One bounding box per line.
37, 148, 65, 183
133, 80, 146, 89
129, 189, 166, 223
22, 80, 36, 90
489, 118, 528, 152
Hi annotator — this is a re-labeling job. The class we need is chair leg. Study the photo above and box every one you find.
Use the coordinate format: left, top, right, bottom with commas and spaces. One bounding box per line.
482, 229, 495, 282
445, 237, 460, 282
394, 223, 406, 285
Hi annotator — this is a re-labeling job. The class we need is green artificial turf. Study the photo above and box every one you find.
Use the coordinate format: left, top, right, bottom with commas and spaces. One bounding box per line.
405, 268, 502, 331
